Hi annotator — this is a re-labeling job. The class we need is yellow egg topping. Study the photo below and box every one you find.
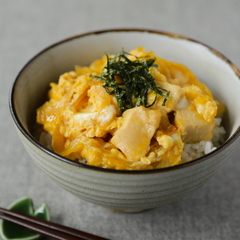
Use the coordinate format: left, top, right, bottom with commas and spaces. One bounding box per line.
36, 47, 224, 170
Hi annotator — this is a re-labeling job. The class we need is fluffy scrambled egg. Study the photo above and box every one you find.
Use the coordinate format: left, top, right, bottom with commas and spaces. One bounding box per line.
36, 47, 223, 170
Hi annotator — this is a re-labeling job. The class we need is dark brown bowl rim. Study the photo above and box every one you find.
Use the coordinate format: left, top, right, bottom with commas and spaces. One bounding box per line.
9, 28, 240, 174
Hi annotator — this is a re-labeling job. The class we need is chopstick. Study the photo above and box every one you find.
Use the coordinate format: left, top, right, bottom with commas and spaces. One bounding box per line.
0, 207, 109, 240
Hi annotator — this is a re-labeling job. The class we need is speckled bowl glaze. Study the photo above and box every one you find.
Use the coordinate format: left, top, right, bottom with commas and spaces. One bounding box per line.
10, 29, 240, 212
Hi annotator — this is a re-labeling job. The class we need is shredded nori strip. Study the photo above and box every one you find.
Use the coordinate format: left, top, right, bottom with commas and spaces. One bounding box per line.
90, 50, 170, 112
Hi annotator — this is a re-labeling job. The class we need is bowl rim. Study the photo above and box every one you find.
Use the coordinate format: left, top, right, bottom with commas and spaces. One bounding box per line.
9, 28, 240, 174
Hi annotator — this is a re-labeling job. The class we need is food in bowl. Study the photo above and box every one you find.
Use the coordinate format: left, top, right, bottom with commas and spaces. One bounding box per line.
36, 47, 226, 170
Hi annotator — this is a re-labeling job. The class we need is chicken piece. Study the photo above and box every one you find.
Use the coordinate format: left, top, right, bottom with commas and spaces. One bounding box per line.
132, 125, 183, 169
175, 109, 215, 143
111, 106, 161, 161
181, 85, 217, 124
148, 81, 183, 113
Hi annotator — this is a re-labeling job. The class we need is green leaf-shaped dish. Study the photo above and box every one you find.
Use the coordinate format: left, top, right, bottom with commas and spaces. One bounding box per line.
0, 197, 50, 240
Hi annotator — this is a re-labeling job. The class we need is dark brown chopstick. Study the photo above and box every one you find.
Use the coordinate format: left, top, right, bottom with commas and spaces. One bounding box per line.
0, 207, 109, 240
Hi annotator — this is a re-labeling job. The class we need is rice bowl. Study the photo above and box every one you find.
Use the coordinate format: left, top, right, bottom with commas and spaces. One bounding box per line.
9, 29, 240, 211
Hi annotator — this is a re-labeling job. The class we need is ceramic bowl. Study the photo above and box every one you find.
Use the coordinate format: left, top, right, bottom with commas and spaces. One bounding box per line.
9, 29, 240, 212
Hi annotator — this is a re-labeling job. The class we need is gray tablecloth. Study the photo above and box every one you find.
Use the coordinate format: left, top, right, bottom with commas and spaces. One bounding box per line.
1, 1, 240, 239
